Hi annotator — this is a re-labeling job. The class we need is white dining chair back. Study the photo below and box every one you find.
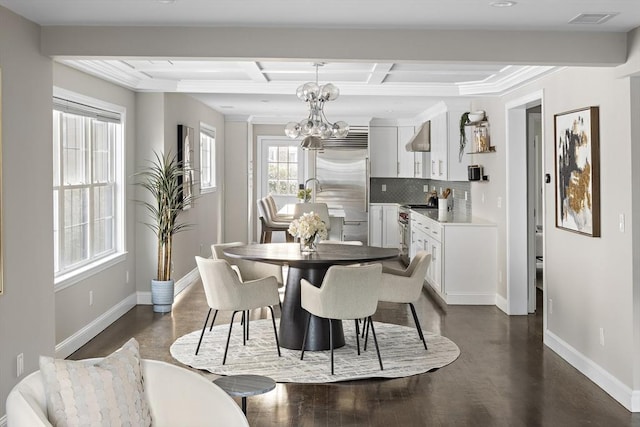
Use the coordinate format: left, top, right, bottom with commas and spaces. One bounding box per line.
293, 202, 331, 231
379, 251, 431, 349
212, 242, 283, 286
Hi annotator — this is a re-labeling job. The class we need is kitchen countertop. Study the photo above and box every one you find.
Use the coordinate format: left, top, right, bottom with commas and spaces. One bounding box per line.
279, 203, 345, 219
410, 208, 496, 226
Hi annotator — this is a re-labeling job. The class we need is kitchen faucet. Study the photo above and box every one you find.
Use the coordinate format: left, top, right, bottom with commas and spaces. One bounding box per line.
304, 178, 322, 202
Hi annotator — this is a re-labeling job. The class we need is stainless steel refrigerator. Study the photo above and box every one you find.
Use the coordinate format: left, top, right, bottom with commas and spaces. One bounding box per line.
314, 147, 369, 243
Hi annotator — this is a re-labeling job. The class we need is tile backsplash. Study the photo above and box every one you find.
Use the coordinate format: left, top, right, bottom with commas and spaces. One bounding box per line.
370, 178, 471, 215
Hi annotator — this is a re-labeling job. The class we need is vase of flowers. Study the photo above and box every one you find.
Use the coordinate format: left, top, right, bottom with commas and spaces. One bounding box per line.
288, 211, 328, 253
297, 188, 312, 203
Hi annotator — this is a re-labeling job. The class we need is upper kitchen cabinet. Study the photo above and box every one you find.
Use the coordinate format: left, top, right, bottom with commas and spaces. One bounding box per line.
429, 110, 469, 181
397, 126, 430, 178
369, 126, 398, 177
370, 125, 429, 178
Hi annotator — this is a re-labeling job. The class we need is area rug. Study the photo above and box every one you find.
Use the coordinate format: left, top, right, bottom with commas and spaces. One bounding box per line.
170, 319, 460, 383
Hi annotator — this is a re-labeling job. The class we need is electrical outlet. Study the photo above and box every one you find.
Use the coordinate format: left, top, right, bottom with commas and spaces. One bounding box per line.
452, 189, 455, 198
423, 185, 429, 192
89, 290, 94, 306
465, 191, 468, 201
599, 328, 605, 346
481, 193, 485, 204
382, 184, 387, 192
549, 299, 553, 314
619, 214, 625, 232
17, 353, 23, 377
126, 271, 129, 284
497, 197, 502, 208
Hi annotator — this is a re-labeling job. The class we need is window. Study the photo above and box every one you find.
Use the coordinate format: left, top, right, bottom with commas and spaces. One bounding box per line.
199, 124, 216, 193
267, 145, 299, 195
53, 94, 124, 283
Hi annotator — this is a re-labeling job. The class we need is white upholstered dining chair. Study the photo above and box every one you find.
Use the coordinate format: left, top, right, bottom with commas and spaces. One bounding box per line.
378, 251, 431, 350
300, 263, 384, 375
195, 256, 281, 364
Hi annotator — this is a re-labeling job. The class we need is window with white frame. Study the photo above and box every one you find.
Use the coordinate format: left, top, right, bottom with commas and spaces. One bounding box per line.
53, 95, 124, 281
199, 124, 216, 193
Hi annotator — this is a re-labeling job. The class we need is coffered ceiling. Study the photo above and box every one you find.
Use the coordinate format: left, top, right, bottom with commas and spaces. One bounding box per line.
2, 0, 637, 121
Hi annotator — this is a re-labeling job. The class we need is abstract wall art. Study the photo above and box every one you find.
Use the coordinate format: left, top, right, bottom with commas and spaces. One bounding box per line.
554, 106, 600, 237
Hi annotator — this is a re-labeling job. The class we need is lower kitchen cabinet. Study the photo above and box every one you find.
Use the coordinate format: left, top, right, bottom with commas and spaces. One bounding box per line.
369, 203, 400, 248
410, 210, 496, 304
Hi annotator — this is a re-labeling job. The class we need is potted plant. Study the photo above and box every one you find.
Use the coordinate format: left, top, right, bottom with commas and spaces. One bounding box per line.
136, 151, 192, 312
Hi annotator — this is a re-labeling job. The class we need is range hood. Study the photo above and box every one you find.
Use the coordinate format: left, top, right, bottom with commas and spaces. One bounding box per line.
405, 121, 431, 152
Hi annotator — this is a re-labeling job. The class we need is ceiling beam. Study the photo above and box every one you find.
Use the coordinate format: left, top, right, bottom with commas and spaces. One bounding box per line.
43, 26, 627, 67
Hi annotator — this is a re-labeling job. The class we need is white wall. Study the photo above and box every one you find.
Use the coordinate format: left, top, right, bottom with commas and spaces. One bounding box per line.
52, 63, 138, 349
224, 120, 250, 243
0, 6, 55, 416
470, 66, 638, 403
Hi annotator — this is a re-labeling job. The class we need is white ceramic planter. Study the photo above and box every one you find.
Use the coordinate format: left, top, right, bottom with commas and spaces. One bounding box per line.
151, 279, 175, 313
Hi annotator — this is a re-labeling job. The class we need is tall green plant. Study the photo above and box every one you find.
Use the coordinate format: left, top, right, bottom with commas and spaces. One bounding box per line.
136, 151, 192, 281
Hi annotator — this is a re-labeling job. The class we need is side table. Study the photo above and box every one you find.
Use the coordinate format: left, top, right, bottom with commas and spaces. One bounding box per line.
213, 374, 276, 414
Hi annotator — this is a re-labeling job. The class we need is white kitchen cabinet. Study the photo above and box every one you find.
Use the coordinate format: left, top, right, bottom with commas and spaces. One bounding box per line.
369, 126, 398, 178
369, 203, 399, 248
429, 111, 469, 181
410, 210, 496, 305
397, 126, 429, 178
371, 125, 428, 178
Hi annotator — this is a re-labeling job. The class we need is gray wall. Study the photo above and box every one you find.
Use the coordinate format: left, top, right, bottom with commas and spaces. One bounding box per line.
0, 6, 55, 416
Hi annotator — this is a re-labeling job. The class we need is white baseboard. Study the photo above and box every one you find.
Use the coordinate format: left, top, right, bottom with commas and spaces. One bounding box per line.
445, 292, 496, 305
545, 329, 639, 412
137, 267, 200, 305
55, 293, 137, 359
495, 293, 508, 314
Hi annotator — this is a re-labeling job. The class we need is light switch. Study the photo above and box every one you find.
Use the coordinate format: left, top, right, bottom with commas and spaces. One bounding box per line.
619, 214, 625, 232
497, 197, 502, 208
382, 184, 387, 192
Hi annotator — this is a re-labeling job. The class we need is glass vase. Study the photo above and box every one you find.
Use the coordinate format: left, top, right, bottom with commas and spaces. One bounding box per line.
300, 235, 318, 253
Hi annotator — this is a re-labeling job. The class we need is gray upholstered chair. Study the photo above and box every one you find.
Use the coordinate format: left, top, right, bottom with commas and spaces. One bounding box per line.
300, 263, 384, 375
195, 256, 281, 364
265, 194, 293, 221
378, 251, 431, 350
257, 198, 293, 243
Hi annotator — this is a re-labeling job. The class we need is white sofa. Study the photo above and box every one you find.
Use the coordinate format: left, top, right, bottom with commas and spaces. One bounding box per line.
6, 359, 249, 427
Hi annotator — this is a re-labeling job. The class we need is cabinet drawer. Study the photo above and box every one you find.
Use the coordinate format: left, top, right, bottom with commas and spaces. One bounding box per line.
426, 220, 442, 241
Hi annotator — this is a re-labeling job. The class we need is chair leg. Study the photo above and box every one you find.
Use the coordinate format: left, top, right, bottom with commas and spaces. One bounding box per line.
354, 319, 361, 355
409, 303, 428, 350
364, 318, 370, 351
208, 309, 218, 332
300, 313, 312, 360
368, 316, 384, 371
241, 312, 246, 346
223, 311, 239, 365
246, 310, 250, 341
195, 308, 212, 355
329, 318, 334, 375
268, 306, 281, 357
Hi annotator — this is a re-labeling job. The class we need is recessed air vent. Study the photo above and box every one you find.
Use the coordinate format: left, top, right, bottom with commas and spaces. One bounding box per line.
569, 13, 618, 25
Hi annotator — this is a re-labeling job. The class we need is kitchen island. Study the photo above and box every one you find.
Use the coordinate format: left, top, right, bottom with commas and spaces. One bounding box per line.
278, 203, 345, 241
410, 208, 497, 305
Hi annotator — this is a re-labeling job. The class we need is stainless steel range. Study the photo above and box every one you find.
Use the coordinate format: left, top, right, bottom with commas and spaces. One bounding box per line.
398, 204, 437, 265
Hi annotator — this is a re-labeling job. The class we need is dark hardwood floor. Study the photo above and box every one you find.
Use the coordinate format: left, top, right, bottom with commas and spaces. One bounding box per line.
71, 270, 640, 426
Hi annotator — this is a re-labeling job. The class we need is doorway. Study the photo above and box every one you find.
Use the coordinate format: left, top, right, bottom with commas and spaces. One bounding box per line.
505, 90, 544, 316
256, 136, 305, 242
527, 105, 543, 313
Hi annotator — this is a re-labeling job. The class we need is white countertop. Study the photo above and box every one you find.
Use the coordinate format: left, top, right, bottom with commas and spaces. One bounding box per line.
278, 203, 345, 219
410, 208, 496, 226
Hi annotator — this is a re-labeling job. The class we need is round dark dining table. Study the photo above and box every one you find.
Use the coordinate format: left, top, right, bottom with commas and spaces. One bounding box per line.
223, 242, 399, 351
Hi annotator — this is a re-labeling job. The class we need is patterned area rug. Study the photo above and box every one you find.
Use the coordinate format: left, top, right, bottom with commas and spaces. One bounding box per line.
170, 319, 460, 383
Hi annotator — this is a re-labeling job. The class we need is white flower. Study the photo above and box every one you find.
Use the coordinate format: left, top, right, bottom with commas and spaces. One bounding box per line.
288, 211, 328, 242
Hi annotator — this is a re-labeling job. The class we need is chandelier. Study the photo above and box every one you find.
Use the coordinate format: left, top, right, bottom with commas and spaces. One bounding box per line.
284, 63, 349, 149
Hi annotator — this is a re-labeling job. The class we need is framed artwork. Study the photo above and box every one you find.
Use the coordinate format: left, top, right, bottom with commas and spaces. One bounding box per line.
177, 124, 194, 210
554, 106, 600, 237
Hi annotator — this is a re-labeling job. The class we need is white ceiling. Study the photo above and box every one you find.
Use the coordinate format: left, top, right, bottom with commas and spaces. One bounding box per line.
2, 0, 638, 122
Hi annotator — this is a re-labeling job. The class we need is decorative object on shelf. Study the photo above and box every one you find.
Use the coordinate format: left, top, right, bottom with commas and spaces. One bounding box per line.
135, 151, 194, 312
459, 112, 470, 161
554, 106, 600, 237
468, 165, 483, 181
297, 188, 312, 203
288, 211, 328, 253
284, 63, 349, 151
473, 125, 491, 153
